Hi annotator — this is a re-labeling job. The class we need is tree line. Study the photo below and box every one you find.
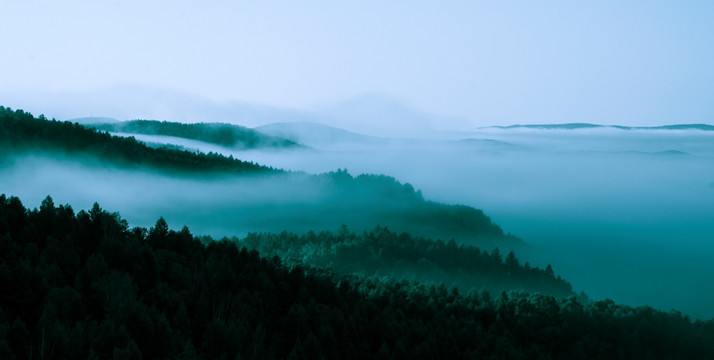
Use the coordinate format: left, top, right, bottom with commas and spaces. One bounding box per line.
0, 106, 274, 174
1, 194, 712, 359
239, 225, 576, 299
89, 120, 300, 149
0, 106, 519, 246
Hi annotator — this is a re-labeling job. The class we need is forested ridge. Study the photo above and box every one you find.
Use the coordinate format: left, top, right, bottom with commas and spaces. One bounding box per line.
0, 106, 274, 174
89, 119, 301, 149
1, 195, 713, 360
0, 106, 517, 245
307, 169, 516, 245
239, 226, 576, 299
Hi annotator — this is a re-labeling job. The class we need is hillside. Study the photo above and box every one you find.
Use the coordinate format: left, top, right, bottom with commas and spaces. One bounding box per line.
66, 116, 120, 124
90, 119, 301, 149
0, 107, 273, 175
492, 123, 602, 130
239, 225, 576, 298
1, 195, 712, 360
0, 106, 519, 247
489, 123, 714, 131
255, 121, 381, 146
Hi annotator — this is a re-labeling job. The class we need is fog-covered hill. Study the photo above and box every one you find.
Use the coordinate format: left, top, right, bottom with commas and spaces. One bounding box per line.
90, 119, 301, 149
4, 105, 714, 319
67, 116, 121, 124
223, 118, 714, 319
255, 122, 382, 147
0, 106, 521, 250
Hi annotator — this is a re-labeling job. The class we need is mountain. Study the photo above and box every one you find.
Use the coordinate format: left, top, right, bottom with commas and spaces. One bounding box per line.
254, 122, 381, 146
0, 107, 272, 174
4, 86, 474, 139
318, 93, 465, 138
488, 123, 714, 131
490, 123, 604, 130
66, 116, 121, 124
242, 225, 576, 298
2, 194, 713, 360
0, 106, 521, 248
2, 85, 324, 127
89, 119, 301, 149
643, 124, 714, 131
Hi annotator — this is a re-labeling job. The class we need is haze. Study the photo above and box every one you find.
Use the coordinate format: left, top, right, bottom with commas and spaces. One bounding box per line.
3, 124, 713, 318
2, 1, 714, 129
2, 0, 714, 319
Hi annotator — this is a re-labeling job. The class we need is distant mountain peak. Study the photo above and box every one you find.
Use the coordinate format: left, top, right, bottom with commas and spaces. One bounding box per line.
317, 93, 467, 138
254, 121, 380, 146
324, 92, 416, 114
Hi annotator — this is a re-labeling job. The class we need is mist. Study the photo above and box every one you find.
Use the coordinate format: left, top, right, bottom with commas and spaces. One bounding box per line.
99, 125, 714, 319
3, 105, 714, 319
0, 154, 319, 237
2, 86, 467, 139
4, 1, 714, 356
0, 145, 511, 250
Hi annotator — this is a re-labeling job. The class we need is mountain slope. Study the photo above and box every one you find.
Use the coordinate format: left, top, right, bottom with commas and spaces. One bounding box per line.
319, 93, 435, 137
489, 123, 714, 131
0, 107, 273, 174
66, 116, 120, 124
0, 106, 520, 247
90, 119, 301, 149
255, 121, 381, 146
1, 195, 712, 360
241, 225, 575, 298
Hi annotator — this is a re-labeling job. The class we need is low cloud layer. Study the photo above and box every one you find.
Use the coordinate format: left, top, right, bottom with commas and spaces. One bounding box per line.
3, 125, 714, 318
104, 126, 714, 318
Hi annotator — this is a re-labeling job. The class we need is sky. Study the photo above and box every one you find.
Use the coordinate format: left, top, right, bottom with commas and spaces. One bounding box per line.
1, 0, 714, 127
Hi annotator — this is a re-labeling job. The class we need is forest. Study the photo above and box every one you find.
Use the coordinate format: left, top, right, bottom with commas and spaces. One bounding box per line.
0, 107, 274, 175
5, 1, 714, 358
237, 226, 576, 299
3, 106, 714, 358
1, 194, 713, 359
0, 106, 520, 247
89, 120, 300, 149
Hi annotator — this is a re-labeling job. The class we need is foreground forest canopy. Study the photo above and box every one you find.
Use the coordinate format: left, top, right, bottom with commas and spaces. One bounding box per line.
1, 195, 713, 359
89, 119, 301, 149
0, 106, 519, 246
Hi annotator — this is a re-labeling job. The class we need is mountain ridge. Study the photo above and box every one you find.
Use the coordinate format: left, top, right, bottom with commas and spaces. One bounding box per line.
89, 119, 302, 149
486, 123, 714, 131
0, 105, 522, 248
255, 121, 382, 146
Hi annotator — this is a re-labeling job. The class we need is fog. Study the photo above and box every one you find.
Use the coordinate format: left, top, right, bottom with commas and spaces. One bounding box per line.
0, 148, 509, 251
99, 125, 714, 318
4, 86, 464, 138
0, 154, 320, 236
3, 123, 714, 318
4, 2, 714, 127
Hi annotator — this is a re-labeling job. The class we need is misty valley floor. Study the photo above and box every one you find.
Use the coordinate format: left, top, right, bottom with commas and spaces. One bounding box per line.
104, 124, 714, 319
3, 112, 714, 318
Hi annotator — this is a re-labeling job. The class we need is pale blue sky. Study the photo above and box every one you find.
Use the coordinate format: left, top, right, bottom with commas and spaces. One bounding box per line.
1, 0, 713, 126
